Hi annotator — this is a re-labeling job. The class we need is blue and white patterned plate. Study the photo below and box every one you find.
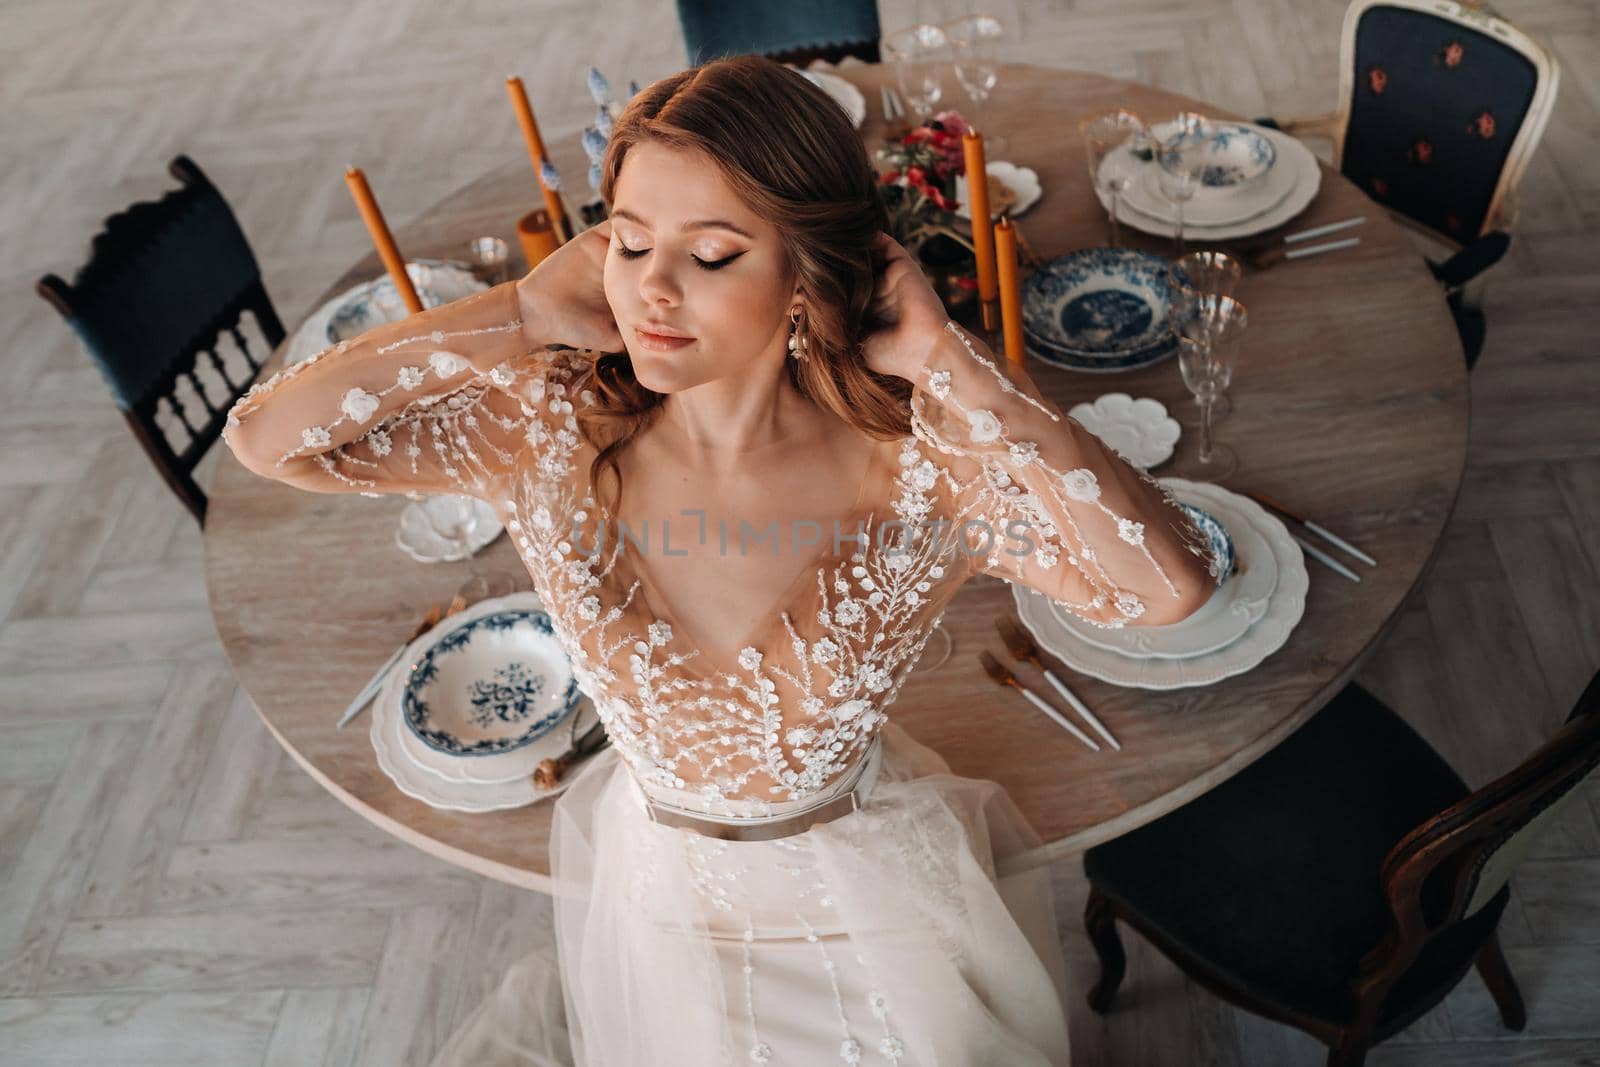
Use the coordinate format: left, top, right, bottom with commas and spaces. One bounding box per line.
402, 607, 581, 757
1026, 332, 1177, 375
1021, 248, 1176, 358
326, 260, 482, 344
1176, 502, 1236, 582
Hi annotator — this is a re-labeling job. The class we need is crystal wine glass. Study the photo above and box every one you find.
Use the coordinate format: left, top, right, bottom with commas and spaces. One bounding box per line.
1167, 252, 1241, 423
883, 24, 949, 122
1080, 109, 1146, 248
423, 495, 481, 552
1156, 112, 1213, 256
1169, 294, 1247, 482
944, 14, 1005, 152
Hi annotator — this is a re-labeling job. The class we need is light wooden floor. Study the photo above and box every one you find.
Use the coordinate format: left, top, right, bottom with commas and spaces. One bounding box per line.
3, 0, 1598, 1063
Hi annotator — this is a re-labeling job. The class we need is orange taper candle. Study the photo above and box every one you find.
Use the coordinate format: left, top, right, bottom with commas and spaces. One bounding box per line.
962, 130, 998, 334
994, 216, 1025, 367
506, 75, 570, 244
343, 167, 424, 315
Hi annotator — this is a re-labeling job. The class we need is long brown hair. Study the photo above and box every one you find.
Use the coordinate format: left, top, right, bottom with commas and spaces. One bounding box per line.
576, 55, 909, 519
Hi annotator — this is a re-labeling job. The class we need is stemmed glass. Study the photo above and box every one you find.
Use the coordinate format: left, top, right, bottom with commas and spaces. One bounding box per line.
944, 14, 1005, 152
1156, 112, 1213, 256
423, 495, 481, 553
1080, 109, 1146, 248
1167, 252, 1241, 423
883, 24, 949, 122
1169, 294, 1247, 483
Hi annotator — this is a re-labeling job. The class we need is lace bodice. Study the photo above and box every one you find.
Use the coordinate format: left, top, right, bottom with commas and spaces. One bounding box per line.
225, 280, 1221, 814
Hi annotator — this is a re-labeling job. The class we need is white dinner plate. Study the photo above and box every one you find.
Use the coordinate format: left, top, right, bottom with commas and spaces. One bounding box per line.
286, 261, 486, 366
1119, 122, 1296, 227
1095, 124, 1322, 241
1012, 478, 1307, 688
794, 68, 866, 128
1049, 483, 1279, 659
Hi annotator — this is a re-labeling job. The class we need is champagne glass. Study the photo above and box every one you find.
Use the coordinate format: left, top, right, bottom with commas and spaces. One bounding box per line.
1167, 252, 1241, 423
423, 495, 481, 552
1169, 295, 1247, 482
883, 24, 949, 122
944, 14, 1005, 152
1156, 112, 1212, 256
1080, 109, 1146, 248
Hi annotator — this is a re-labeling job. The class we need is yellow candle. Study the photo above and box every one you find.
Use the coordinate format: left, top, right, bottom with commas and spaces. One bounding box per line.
962, 130, 996, 306
506, 76, 570, 245
994, 217, 1025, 367
343, 167, 424, 315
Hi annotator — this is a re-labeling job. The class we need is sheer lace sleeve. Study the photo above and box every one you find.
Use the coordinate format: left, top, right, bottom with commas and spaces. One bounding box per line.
222, 280, 580, 502
908, 320, 1223, 628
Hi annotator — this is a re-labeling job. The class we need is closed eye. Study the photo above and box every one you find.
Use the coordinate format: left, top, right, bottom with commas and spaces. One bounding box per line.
694, 252, 742, 271
614, 246, 744, 271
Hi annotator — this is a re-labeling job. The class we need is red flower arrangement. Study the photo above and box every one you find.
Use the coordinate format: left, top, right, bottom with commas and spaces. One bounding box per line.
873, 110, 982, 311
875, 110, 972, 239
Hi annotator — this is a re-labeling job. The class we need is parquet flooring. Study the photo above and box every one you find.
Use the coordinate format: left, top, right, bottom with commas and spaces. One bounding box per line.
3, 0, 1597, 1062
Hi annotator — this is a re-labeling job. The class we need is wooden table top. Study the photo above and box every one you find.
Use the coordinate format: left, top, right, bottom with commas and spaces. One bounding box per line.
203, 62, 1467, 893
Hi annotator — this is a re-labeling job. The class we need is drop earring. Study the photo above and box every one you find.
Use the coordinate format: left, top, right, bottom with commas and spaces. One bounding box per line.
788, 306, 810, 360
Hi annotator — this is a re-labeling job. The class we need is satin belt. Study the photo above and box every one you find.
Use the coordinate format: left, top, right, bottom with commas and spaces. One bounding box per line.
628, 736, 884, 842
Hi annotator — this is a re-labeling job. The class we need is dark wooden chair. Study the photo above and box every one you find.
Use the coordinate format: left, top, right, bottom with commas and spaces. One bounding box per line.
1257, 0, 1561, 368
676, 0, 881, 68
36, 155, 284, 526
1082, 669, 1600, 1067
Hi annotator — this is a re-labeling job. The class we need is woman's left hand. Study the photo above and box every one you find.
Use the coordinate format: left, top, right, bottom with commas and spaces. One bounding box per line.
858, 232, 951, 382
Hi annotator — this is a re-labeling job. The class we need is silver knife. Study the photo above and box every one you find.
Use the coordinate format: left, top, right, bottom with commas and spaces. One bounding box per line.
337, 643, 409, 729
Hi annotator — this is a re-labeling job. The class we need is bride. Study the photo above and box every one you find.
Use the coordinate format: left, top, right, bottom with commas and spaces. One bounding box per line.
224, 55, 1218, 1066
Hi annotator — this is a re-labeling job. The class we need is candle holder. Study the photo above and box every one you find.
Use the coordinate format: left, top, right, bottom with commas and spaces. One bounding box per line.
463, 237, 510, 286
517, 209, 561, 270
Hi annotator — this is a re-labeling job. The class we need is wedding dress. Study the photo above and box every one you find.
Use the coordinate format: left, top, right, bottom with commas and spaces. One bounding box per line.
224, 279, 1222, 1066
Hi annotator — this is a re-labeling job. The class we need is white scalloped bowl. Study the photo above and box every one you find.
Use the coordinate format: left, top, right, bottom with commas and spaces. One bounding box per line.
955, 161, 1042, 221
1068, 393, 1182, 469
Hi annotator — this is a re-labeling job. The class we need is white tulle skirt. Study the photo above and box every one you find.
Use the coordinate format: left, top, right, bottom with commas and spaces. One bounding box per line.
432, 721, 1073, 1066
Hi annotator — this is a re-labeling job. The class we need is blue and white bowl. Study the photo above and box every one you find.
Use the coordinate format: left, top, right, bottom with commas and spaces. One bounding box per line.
1177, 501, 1236, 582
402, 608, 582, 757
1021, 249, 1178, 372
1159, 122, 1277, 189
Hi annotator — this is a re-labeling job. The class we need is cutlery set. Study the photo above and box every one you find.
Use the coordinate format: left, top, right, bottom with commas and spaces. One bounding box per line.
1238, 216, 1366, 270
982, 617, 1123, 753
1240, 489, 1376, 583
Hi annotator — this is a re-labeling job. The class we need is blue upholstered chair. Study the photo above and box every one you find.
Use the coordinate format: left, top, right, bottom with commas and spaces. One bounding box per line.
1082, 669, 1600, 1067
36, 155, 284, 526
1259, 0, 1560, 368
676, 0, 881, 68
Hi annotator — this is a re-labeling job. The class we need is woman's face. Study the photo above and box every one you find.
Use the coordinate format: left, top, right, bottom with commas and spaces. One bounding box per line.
604, 141, 798, 393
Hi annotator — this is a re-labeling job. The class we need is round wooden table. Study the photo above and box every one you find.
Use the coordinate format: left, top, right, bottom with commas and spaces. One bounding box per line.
203, 63, 1467, 893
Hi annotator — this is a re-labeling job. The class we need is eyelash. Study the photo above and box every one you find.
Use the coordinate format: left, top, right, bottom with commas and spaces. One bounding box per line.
614, 245, 742, 271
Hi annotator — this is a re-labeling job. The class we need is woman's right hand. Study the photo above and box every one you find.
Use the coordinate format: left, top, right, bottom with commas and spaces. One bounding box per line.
514, 219, 624, 354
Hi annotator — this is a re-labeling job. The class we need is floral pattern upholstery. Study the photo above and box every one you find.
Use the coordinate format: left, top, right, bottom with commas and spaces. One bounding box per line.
1343, 4, 1539, 239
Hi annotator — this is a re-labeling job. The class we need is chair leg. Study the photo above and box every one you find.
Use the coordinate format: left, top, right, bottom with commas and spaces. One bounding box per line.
1474, 931, 1527, 1031
1326, 1039, 1368, 1067
1084, 888, 1126, 1013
